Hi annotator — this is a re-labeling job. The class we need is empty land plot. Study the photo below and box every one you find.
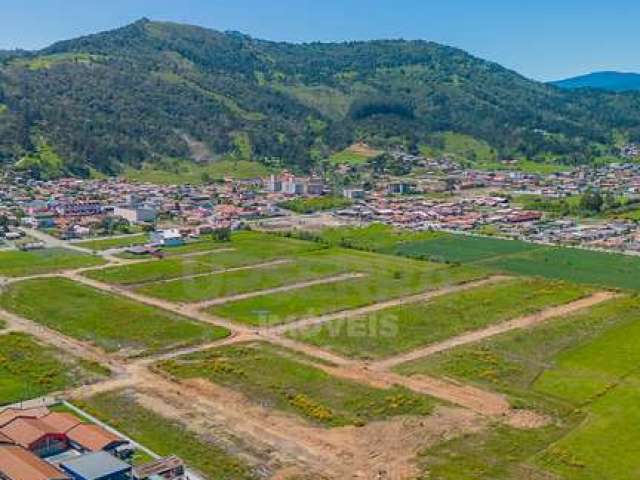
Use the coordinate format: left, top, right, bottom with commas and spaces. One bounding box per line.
289, 278, 592, 360
75, 234, 149, 251
0, 278, 229, 355
395, 296, 639, 406
531, 299, 640, 480
161, 231, 322, 258
392, 235, 540, 264
86, 233, 323, 285
208, 251, 487, 326
75, 390, 256, 480
0, 248, 105, 277
156, 342, 436, 427
135, 250, 353, 303
394, 296, 640, 480
482, 246, 640, 290
537, 374, 640, 480
0, 332, 109, 406
314, 224, 538, 263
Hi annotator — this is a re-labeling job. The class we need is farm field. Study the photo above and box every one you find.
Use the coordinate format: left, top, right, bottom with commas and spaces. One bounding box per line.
0, 278, 229, 354
157, 342, 436, 427
208, 250, 487, 326
0, 332, 108, 406
481, 246, 640, 290
312, 224, 640, 290
0, 247, 105, 277
392, 235, 540, 264
75, 234, 149, 251
87, 232, 323, 285
394, 296, 640, 479
313, 224, 538, 263
135, 251, 352, 303
75, 390, 256, 480
289, 278, 592, 360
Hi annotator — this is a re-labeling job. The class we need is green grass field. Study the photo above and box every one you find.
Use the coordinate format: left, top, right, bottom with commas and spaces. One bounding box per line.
329, 149, 372, 166
0, 278, 229, 355
87, 233, 322, 285
0, 248, 105, 277
393, 235, 540, 264
208, 250, 486, 326
75, 390, 256, 480
289, 278, 592, 360
75, 234, 149, 251
135, 251, 351, 303
393, 296, 640, 480
312, 223, 443, 252
481, 246, 640, 290
124, 159, 269, 184
157, 342, 436, 427
312, 225, 640, 290
0, 332, 108, 406
278, 196, 352, 214
537, 374, 640, 480
312, 224, 537, 263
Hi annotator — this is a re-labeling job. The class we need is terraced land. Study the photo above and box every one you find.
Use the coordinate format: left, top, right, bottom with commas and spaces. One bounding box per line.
0, 247, 105, 277
135, 250, 352, 303
0, 277, 229, 355
0, 332, 108, 406
157, 342, 437, 427
76, 390, 257, 480
86, 232, 323, 285
208, 250, 487, 326
394, 295, 640, 479
288, 278, 593, 360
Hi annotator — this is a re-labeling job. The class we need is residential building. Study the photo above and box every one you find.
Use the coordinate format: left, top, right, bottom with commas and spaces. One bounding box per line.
59, 451, 132, 480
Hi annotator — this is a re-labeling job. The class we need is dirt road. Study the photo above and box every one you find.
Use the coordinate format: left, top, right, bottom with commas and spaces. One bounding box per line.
268, 275, 510, 336
193, 272, 367, 308
374, 291, 618, 370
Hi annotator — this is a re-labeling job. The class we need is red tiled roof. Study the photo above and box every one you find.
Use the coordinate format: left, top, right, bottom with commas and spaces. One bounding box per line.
0, 445, 69, 480
39, 413, 82, 434
67, 424, 123, 452
0, 418, 61, 448
0, 408, 49, 428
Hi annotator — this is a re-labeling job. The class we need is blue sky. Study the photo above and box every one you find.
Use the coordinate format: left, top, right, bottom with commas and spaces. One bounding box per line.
1, 0, 638, 81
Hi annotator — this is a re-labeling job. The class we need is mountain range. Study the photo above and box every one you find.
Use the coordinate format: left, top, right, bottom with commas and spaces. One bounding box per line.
552, 71, 640, 92
1, 19, 640, 177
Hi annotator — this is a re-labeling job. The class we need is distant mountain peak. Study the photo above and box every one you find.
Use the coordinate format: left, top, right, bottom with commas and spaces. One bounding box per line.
551, 71, 640, 92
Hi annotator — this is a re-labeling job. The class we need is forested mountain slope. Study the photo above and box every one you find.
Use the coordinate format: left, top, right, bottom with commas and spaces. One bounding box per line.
1, 18, 640, 177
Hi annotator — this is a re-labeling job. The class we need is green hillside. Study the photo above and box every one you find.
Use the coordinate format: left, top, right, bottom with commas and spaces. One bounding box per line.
1, 19, 640, 176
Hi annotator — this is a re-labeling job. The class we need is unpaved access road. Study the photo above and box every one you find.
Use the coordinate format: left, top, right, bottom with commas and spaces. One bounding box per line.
373, 291, 618, 370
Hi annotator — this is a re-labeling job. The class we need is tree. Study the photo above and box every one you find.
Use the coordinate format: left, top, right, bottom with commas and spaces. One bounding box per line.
445, 177, 456, 192
212, 227, 231, 242
579, 189, 604, 213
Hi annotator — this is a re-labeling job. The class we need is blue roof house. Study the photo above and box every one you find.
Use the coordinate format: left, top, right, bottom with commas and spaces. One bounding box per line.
59, 451, 132, 480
